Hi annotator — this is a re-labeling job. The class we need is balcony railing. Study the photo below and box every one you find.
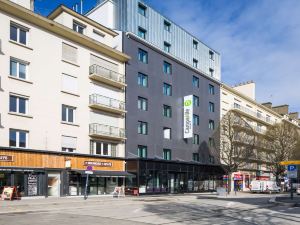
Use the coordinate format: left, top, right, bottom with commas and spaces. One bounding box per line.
89, 94, 126, 114
232, 104, 274, 125
89, 123, 125, 140
89, 64, 125, 88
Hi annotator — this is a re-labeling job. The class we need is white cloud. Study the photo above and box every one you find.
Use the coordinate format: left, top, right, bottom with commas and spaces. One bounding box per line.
147, 0, 300, 113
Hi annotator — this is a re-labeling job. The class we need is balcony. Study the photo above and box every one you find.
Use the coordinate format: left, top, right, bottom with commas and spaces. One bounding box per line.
89, 123, 126, 141
232, 104, 275, 126
89, 94, 126, 115
89, 64, 126, 89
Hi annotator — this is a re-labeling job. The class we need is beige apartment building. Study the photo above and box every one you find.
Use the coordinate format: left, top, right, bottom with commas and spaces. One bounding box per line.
221, 81, 300, 191
0, 0, 131, 198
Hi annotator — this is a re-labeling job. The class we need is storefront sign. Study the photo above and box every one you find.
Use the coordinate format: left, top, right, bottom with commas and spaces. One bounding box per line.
183, 95, 193, 138
0, 155, 13, 162
84, 161, 112, 167
27, 174, 38, 196
1, 186, 16, 200
234, 174, 243, 180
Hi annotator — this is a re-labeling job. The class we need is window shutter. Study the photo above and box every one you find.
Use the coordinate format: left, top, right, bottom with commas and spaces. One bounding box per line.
62, 43, 77, 64
61, 136, 77, 149
61, 74, 78, 94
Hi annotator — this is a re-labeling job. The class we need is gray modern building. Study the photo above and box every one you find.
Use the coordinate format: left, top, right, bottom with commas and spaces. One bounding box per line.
87, 0, 224, 194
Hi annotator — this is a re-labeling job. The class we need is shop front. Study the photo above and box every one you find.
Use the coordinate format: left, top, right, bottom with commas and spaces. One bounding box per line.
0, 148, 129, 198
125, 158, 225, 194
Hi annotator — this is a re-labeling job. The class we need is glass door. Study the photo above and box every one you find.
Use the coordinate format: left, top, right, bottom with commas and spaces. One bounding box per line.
47, 173, 60, 197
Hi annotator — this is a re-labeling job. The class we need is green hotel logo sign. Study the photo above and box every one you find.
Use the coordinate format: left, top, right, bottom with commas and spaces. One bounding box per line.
184, 99, 192, 106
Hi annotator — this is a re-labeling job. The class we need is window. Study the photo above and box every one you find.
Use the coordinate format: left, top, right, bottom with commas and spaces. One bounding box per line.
62, 105, 75, 123
10, 22, 28, 45
138, 3, 147, 16
193, 114, 199, 126
209, 50, 214, 60
193, 95, 199, 107
9, 129, 28, 148
138, 121, 148, 135
193, 40, 198, 49
10, 58, 27, 80
209, 155, 215, 164
193, 134, 200, 145
257, 111, 262, 118
73, 21, 85, 34
209, 84, 215, 95
9, 95, 28, 114
163, 127, 171, 139
163, 83, 172, 96
61, 74, 78, 94
163, 61, 172, 74
209, 68, 214, 76
90, 140, 116, 156
209, 120, 215, 130
193, 153, 199, 162
138, 48, 148, 63
62, 43, 78, 64
138, 145, 147, 158
192, 76, 199, 88
138, 72, 148, 87
209, 138, 215, 148
61, 136, 77, 153
163, 149, 171, 160
163, 105, 172, 118
193, 59, 198, 68
138, 27, 146, 39
164, 20, 171, 32
164, 42, 171, 53
209, 102, 215, 112
138, 97, 148, 111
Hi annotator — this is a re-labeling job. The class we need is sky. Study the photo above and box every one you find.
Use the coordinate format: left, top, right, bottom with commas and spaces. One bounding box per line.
35, 0, 300, 113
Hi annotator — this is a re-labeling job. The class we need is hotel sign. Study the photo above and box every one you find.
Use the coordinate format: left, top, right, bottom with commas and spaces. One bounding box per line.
183, 95, 193, 138
84, 161, 112, 167
0, 155, 13, 162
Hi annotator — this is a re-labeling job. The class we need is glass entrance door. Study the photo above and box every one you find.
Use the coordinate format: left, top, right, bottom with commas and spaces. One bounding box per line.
47, 173, 60, 197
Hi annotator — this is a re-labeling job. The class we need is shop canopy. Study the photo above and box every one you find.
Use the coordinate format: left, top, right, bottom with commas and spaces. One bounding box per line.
74, 170, 135, 177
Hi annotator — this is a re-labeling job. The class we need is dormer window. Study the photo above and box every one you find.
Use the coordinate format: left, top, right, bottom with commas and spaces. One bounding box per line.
73, 21, 85, 34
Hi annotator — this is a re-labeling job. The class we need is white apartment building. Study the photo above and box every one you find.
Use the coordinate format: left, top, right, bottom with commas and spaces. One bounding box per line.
221, 81, 299, 191
0, 0, 130, 198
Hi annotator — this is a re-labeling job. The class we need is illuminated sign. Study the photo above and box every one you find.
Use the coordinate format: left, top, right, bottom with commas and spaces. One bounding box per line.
183, 95, 193, 138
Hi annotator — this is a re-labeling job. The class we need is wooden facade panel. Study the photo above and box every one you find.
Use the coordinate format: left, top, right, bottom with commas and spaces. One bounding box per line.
0, 150, 124, 171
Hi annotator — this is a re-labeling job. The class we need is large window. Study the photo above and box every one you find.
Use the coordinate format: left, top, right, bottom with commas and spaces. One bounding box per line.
163, 61, 172, 74
91, 140, 117, 156
193, 134, 200, 145
209, 120, 215, 130
9, 95, 28, 114
10, 22, 28, 45
138, 121, 148, 135
193, 153, 199, 162
163, 105, 172, 118
10, 58, 27, 80
163, 149, 171, 160
73, 21, 85, 34
138, 97, 148, 111
163, 83, 172, 96
209, 102, 215, 112
209, 84, 215, 95
163, 127, 171, 139
9, 129, 28, 148
138, 72, 148, 87
138, 48, 148, 64
138, 27, 146, 39
164, 20, 171, 32
193, 114, 199, 126
164, 42, 171, 53
138, 3, 147, 16
192, 76, 199, 88
62, 105, 75, 123
193, 95, 199, 107
138, 145, 147, 158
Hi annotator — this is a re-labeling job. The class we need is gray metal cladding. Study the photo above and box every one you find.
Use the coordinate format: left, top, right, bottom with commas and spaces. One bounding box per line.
112, 0, 221, 80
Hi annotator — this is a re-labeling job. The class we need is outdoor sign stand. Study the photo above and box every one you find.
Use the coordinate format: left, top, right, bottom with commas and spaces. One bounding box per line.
84, 166, 93, 200
287, 165, 297, 200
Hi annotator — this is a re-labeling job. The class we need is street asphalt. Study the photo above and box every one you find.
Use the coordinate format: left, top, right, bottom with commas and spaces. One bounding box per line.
0, 192, 300, 225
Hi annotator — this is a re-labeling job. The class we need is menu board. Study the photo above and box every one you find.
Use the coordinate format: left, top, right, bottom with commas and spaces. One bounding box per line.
28, 174, 38, 196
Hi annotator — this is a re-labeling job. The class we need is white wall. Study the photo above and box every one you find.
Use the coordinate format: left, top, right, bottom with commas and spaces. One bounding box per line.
9, 0, 33, 10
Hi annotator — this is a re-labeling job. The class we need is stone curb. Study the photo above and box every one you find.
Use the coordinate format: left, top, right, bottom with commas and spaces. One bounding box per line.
269, 196, 300, 207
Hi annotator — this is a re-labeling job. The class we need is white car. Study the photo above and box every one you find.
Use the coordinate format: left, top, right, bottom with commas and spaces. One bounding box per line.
250, 180, 280, 193
297, 187, 300, 195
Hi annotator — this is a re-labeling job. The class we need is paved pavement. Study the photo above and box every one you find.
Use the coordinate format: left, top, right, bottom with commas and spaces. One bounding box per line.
0, 192, 300, 225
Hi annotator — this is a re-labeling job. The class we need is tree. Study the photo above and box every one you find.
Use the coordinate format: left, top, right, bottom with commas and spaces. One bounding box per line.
292, 140, 300, 160
264, 121, 300, 183
212, 111, 257, 193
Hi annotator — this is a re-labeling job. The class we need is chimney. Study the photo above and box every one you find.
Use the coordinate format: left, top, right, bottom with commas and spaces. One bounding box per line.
262, 102, 272, 109
289, 112, 299, 120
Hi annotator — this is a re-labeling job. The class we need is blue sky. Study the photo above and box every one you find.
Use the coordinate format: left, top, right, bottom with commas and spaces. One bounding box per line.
35, 0, 300, 113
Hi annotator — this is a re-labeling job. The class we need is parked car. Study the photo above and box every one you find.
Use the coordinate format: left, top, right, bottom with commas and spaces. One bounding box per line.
250, 180, 280, 193
297, 187, 300, 195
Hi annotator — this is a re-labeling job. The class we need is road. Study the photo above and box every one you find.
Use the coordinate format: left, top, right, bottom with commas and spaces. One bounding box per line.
0, 193, 299, 225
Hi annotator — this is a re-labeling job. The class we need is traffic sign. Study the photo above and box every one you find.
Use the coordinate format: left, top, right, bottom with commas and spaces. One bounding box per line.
288, 165, 297, 171
85, 170, 93, 175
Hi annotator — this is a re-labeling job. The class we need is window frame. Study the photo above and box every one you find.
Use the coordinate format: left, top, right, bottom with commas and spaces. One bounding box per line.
163, 127, 171, 139
209, 68, 214, 76
138, 27, 147, 39
10, 22, 29, 45
9, 94, 28, 115
209, 102, 215, 113
62, 104, 76, 124
193, 40, 198, 50
9, 129, 28, 148
138, 96, 148, 111
193, 153, 200, 162
209, 120, 215, 130
163, 61, 172, 74
163, 42, 171, 53
9, 58, 28, 80
193, 58, 198, 68
73, 20, 86, 34
138, 145, 147, 158
138, 48, 148, 64
138, 121, 148, 135
138, 72, 148, 87
164, 20, 171, 32
163, 105, 172, 118
193, 114, 199, 126
193, 134, 200, 145
209, 84, 215, 95
209, 50, 214, 60
163, 83, 172, 96
193, 95, 199, 107
192, 76, 199, 88
138, 3, 147, 16
163, 149, 172, 160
